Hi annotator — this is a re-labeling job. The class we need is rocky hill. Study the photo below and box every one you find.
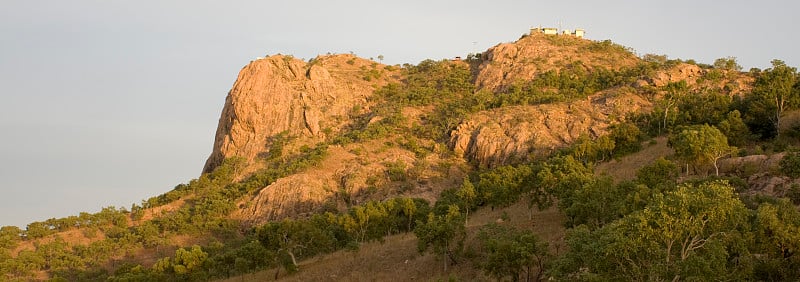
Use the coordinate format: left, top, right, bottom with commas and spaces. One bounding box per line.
203, 54, 397, 174
450, 89, 650, 167
5, 30, 787, 281
205, 33, 643, 175
202, 32, 755, 223
474, 33, 639, 92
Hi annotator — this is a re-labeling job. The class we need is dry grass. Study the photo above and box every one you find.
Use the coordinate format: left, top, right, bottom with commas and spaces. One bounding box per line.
218, 201, 565, 282
595, 136, 673, 182
138, 197, 188, 222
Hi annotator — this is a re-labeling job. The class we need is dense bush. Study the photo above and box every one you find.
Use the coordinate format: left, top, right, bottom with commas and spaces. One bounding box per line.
255, 197, 430, 272
491, 64, 630, 107
780, 151, 800, 178
736, 60, 799, 140
477, 224, 549, 281
635, 80, 756, 147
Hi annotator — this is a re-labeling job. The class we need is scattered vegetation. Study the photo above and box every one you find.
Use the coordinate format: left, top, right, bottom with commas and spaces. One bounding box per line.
3, 35, 800, 281
0, 140, 331, 281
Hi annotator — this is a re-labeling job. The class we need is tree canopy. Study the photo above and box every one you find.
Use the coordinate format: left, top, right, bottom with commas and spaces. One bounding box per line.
669, 124, 736, 175
414, 206, 466, 272
742, 59, 800, 138
555, 180, 749, 281
477, 224, 549, 282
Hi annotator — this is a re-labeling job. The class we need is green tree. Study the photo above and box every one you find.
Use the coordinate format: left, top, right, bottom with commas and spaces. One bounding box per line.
152, 256, 172, 274
676, 90, 733, 126
536, 156, 595, 219
656, 81, 688, 134
0, 226, 22, 249
414, 206, 466, 272
743, 59, 800, 138
562, 177, 618, 228
570, 134, 614, 164
476, 165, 533, 208
25, 221, 54, 239
6, 249, 45, 277
133, 222, 163, 248
35, 237, 74, 271
752, 198, 800, 280
172, 245, 208, 275
348, 201, 395, 242
669, 124, 736, 176
455, 177, 477, 225
257, 219, 334, 272
780, 151, 800, 178
716, 110, 751, 146
609, 122, 642, 156
396, 198, 426, 232
642, 53, 668, 65
477, 224, 549, 282
713, 56, 742, 71
635, 157, 679, 190
630, 181, 746, 279
556, 180, 748, 281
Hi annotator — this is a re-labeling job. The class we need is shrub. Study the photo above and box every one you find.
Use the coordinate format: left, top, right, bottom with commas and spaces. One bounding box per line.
609, 122, 643, 156
780, 152, 800, 178
787, 184, 800, 205
636, 157, 678, 189
384, 161, 408, 182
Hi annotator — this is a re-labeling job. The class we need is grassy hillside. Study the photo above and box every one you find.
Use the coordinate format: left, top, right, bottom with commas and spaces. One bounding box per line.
219, 201, 565, 282
3, 32, 800, 281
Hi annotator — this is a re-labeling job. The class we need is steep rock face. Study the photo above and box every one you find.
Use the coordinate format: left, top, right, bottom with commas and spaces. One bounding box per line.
203, 54, 391, 173
474, 33, 639, 92
450, 90, 650, 167
645, 63, 703, 87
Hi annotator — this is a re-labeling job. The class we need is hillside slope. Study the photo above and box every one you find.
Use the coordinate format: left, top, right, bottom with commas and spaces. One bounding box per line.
3, 30, 785, 282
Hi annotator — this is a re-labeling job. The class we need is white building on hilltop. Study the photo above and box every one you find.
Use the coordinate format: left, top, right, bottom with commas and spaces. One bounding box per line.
542, 27, 558, 35
530, 26, 585, 38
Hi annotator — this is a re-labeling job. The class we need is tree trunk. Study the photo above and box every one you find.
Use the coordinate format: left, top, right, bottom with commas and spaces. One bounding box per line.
288, 251, 298, 269
666, 242, 671, 263
776, 96, 783, 133
535, 256, 545, 282
443, 241, 448, 272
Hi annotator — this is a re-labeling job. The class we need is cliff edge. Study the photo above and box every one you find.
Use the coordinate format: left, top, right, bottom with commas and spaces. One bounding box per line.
203, 54, 393, 173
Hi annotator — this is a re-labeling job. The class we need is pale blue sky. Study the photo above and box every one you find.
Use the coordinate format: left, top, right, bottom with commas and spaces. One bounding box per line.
1, 1, 797, 228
